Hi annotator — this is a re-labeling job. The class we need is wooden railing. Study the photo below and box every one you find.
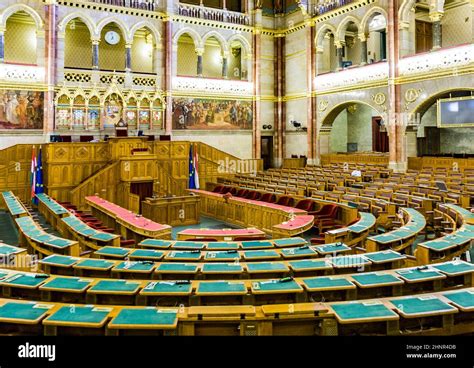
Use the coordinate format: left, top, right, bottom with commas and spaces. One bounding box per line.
156, 161, 187, 196
178, 3, 250, 25
70, 161, 120, 210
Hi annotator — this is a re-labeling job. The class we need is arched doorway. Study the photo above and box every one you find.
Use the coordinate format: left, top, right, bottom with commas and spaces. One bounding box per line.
319, 102, 387, 154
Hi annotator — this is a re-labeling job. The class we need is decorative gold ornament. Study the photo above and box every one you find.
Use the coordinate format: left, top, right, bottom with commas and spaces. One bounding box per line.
318, 100, 329, 112
372, 92, 386, 105
405, 88, 422, 103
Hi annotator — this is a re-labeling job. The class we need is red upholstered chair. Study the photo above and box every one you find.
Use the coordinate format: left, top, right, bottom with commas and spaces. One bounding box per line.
312, 204, 338, 220
228, 187, 237, 195
276, 196, 294, 207
120, 239, 136, 247
310, 236, 325, 245
236, 189, 249, 197
295, 199, 316, 212
221, 186, 231, 194
260, 193, 277, 203
212, 185, 224, 193
245, 191, 261, 200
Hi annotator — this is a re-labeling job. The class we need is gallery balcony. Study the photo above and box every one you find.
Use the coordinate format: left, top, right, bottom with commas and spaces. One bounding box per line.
177, 3, 250, 26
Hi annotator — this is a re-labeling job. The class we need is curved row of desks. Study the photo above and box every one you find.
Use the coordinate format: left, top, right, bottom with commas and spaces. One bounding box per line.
188, 189, 316, 238
366, 208, 427, 253
1, 191, 28, 217
37, 249, 410, 279
0, 260, 472, 308
85, 195, 172, 242
0, 288, 472, 336
416, 204, 474, 264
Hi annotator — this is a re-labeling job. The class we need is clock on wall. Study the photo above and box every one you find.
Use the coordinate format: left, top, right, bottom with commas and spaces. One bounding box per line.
104, 31, 120, 45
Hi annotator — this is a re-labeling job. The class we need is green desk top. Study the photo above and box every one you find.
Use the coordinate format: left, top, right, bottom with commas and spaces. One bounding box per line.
89, 280, 141, 293
0, 271, 8, 279
431, 261, 474, 276
201, 263, 243, 273
205, 242, 239, 250
155, 263, 198, 273
369, 233, 404, 244
314, 243, 351, 255
172, 241, 206, 250
197, 281, 247, 294
73, 259, 116, 270
36, 194, 69, 215
288, 259, 332, 271
40, 277, 91, 291
252, 279, 302, 292
332, 302, 398, 322
241, 240, 273, 249
113, 261, 155, 272
330, 255, 370, 268
0, 302, 50, 322
348, 213, 376, 233
363, 250, 406, 264
246, 262, 288, 273
129, 249, 164, 260
351, 273, 403, 287
95, 247, 130, 258
1, 274, 48, 288
396, 268, 445, 282
165, 251, 202, 260
303, 276, 355, 291
420, 239, 457, 252
43, 238, 74, 249
390, 296, 457, 316
109, 308, 177, 328
40, 255, 77, 267
0, 245, 24, 255
139, 239, 173, 249
443, 290, 474, 310
243, 250, 280, 260
45, 305, 110, 325
91, 232, 117, 241
281, 246, 317, 258
141, 281, 192, 294
204, 251, 240, 260
273, 237, 307, 248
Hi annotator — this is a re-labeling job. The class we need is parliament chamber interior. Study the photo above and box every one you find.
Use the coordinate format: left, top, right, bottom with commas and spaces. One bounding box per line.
0, 0, 473, 351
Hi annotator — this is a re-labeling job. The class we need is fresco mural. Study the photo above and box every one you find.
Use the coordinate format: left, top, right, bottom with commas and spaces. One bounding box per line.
0, 90, 44, 129
172, 98, 253, 130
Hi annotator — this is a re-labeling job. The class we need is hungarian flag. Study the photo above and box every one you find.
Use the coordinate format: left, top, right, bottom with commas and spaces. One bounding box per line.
30, 146, 37, 203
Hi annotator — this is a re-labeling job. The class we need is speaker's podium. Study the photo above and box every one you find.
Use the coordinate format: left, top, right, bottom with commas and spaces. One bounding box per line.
115, 118, 128, 137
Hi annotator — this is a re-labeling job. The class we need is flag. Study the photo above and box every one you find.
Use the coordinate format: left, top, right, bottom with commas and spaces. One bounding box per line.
30, 146, 37, 203
188, 144, 196, 189
35, 146, 44, 199
193, 143, 200, 189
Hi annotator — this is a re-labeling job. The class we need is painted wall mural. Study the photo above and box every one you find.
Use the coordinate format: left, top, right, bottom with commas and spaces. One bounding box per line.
172, 98, 253, 130
0, 90, 44, 129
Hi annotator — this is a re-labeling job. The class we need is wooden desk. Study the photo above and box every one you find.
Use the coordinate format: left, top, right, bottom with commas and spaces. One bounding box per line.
142, 195, 200, 227
85, 196, 171, 242
177, 228, 266, 241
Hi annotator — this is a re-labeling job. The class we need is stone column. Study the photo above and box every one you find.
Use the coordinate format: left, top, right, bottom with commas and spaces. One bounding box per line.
221, 51, 228, 78
125, 43, 132, 72
0, 29, 4, 63
359, 33, 368, 65
430, 12, 443, 50
164, 19, 173, 135
306, 20, 316, 165
36, 30, 46, 68
92, 39, 100, 70
253, 9, 262, 159
196, 47, 204, 77
335, 41, 344, 70
315, 46, 324, 75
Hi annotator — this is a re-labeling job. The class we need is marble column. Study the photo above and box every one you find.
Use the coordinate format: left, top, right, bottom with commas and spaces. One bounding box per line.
36, 31, 46, 68
125, 43, 132, 72
253, 9, 262, 159
44, 4, 57, 134
274, 35, 284, 168
196, 48, 204, 77
0, 30, 4, 63
221, 51, 228, 78
306, 20, 316, 165
92, 39, 100, 70
430, 12, 443, 50
315, 46, 324, 75
335, 41, 344, 70
359, 33, 368, 65
164, 19, 173, 135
